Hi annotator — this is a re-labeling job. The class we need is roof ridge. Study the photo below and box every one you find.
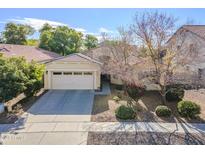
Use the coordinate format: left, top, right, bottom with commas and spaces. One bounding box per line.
167, 25, 205, 43
45, 53, 102, 65
182, 25, 205, 41
183, 24, 205, 26
75, 53, 102, 65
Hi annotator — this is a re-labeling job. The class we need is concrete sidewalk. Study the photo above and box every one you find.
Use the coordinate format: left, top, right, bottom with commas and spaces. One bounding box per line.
1, 121, 205, 134
0, 131, 88, 145
1, 121, 205, 144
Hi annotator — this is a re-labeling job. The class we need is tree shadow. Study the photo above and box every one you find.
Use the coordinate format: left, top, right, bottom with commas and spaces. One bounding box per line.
131, 91, 177, 123
166, 117, 205, 145
87, 129, 205, 145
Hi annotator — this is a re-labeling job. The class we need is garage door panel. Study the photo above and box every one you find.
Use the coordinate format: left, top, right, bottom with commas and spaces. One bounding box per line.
51, 72, 94, 89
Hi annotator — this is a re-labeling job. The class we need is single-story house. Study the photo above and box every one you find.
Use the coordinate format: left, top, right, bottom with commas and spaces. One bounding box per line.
44, 53, 102, 90
0, 44, 103, 90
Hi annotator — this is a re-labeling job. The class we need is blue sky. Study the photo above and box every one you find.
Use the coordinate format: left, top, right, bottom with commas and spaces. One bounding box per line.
0, 8, 205, 39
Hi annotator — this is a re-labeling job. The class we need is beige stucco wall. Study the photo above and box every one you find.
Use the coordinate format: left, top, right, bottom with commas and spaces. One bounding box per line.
44, 73, 48, 89
44, 60, 101, 89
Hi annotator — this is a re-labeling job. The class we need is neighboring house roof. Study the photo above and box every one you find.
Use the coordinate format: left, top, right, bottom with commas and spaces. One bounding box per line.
183, 25, 205, 40
83, 45, 141, 66
83, 46, 112, 61
168, 25, 205, 43
45, 53, 102, 65
167, 25, 205, 68
0, 44, 61, 63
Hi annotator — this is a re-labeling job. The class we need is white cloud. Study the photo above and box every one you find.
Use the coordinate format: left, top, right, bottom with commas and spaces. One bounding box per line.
9, 18, 67, 30
8, 18, 90, 35
99, 27, 113, 33
4, 17, 114, 41
74, 27, 86, 33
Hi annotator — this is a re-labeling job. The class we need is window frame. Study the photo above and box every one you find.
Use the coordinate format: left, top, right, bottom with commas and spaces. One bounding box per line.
73, 72, 82, 75
63, 72, 73, 75
53, 72, 62, 75
84, 72, 93, 75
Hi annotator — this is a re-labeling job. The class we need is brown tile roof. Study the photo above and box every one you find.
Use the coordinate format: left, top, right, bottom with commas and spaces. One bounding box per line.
0, 44, 61, 63
168, 25, 205, 43
182, 25, 205, 40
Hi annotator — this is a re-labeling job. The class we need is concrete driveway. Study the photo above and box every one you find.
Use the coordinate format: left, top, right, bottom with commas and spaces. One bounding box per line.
22, 90, 95, 123
0, 85, 113, 144
0, 90, 95, 144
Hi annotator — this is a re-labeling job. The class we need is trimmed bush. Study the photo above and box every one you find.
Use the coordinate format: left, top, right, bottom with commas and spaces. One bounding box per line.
166, 85, 184, 102
115, 105, 135, 120
112, 96, 120, 102
177, 101, 200, 118
155, 105, 172, 117
126, 85, 145, 99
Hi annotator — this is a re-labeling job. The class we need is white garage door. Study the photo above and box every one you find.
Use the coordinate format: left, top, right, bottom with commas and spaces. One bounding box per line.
51, 71, 94, 89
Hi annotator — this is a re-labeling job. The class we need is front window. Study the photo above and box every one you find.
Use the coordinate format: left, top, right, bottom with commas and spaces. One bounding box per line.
64, 72, 72, 75
53, 72, 62, 75
84, 72, 93, 75
73, 72, 82, 75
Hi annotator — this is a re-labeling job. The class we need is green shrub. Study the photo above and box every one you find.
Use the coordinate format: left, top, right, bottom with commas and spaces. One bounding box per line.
126, 84, 145, 99
155, 105, 172, 117
177, 101, 200, 118
115, 105, 135, 120
0, 56, 45, 102
166, 85, 184, 102
24, 80, 43, 97
24, 61, 45, 97
0, 57, 28, 102
112, 96, 120, 102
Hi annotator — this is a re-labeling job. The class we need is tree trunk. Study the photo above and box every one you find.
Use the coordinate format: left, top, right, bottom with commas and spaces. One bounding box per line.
160, 85, 167, 105
161, 93, 166, 105
123, 82, 128, 96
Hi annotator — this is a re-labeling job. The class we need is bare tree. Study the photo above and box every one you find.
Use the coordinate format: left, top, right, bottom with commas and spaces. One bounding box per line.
101, 27, 144, 91
130, 11, 200, 103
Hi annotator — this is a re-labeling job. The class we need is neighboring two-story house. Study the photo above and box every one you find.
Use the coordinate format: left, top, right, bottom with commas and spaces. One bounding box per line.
167, 25, 205, 79
85, 25, 205, 88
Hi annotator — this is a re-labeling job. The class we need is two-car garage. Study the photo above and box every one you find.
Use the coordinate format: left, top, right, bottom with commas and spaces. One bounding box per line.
51, 71, 94, 89
44, 53, 102, 90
